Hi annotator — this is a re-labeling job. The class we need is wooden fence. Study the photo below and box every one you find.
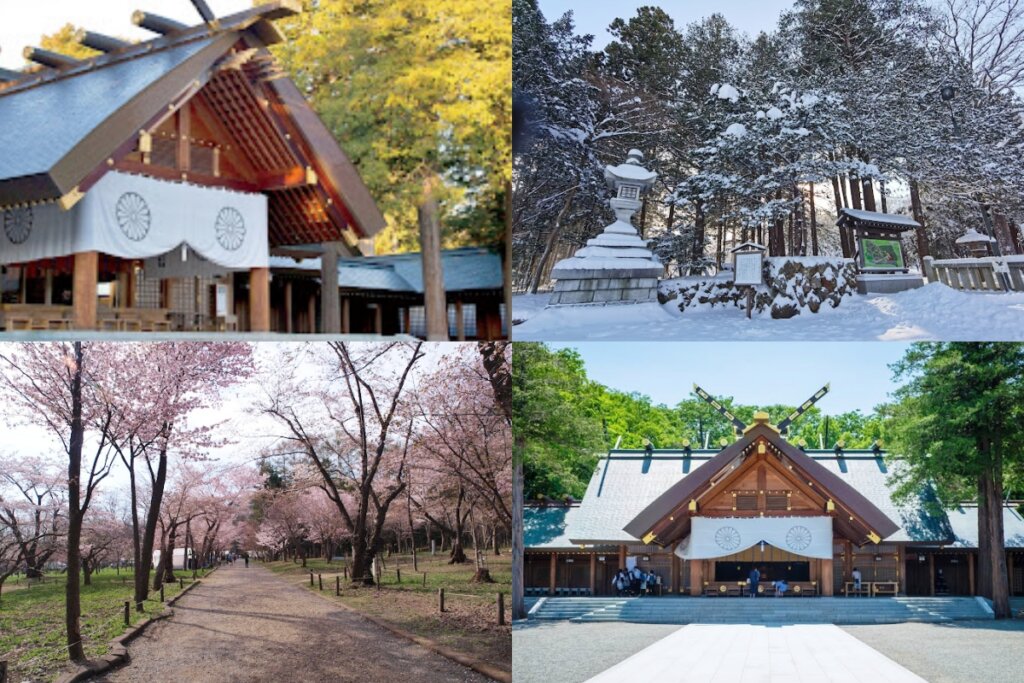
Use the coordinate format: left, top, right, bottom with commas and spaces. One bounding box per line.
925, 255, 1024, 292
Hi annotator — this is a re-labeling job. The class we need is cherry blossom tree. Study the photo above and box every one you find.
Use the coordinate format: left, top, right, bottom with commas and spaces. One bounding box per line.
0, 452, 65, 579
260, 342, 424, 585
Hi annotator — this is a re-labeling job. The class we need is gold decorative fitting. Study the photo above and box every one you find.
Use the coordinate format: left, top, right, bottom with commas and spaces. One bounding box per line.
305, 166, 318, 185
757, 443, 766, 454
688, 499, 697, 512
641, 531, 657, 545
867, 531, 881, 544
139, 132, 153, 153
826, 499, 835, 512
58, 187, 84, 211
106, 158, 114, 166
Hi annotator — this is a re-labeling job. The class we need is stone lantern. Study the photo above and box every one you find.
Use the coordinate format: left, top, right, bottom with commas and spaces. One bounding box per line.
548, 150, 664, 306
955, 228, 996, 257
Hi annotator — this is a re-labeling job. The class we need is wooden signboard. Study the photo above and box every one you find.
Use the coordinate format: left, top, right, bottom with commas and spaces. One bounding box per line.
733, 252, 763, 286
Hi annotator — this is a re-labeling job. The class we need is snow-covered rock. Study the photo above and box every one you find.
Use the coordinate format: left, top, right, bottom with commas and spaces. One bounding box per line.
716, 83, 740, 103
724, 123, 747, 138
659, 257, 857, 318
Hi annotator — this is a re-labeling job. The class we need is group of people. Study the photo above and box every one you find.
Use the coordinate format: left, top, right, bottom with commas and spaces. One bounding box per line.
746, 567, 790, 597
612, 565, 662, 596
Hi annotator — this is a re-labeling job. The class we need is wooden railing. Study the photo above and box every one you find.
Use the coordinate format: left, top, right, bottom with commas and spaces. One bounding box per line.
924, 256, 1024, 292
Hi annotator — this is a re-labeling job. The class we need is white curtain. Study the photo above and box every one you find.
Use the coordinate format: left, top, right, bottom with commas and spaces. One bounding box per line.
142, 245, 235, 279
0, 171, 268, 268
674, 516, 833, 560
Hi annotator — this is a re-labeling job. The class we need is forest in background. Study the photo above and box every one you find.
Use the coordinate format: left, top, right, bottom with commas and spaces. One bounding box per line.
513, 0, 1024, 291
513, 342, 884, 500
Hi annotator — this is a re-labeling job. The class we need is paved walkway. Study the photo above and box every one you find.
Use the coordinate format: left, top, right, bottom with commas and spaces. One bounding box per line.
584, 624, 927, 683
96, 564, 488, 683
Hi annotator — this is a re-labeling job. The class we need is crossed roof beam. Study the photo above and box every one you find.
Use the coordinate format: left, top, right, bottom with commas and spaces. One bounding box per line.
691, 382, 830, 438
1, 0, 299, 85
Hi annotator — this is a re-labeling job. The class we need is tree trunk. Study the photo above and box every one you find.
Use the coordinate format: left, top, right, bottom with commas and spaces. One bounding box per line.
512, 431, 525, 619
983, 452, 1011, 617
978, 476, 993, 599
909, 180, 930, 269
808, 184, 819, 256
528, 185, 578, 294
862, 177, 876, 212
449, 485, 468, 564
848, 173, 863, 210
66, 342, 86, 662
418, 174, 448, 340
82, 559, 92, 587
693, 201, 706, 266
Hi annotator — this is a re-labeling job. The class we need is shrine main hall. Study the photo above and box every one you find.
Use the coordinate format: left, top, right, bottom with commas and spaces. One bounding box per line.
525, 413, 1024, 599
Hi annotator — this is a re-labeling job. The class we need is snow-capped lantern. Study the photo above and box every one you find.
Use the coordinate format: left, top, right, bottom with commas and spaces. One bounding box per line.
547, 150, 664, 306
955, 228, 996, 257
605, 149, 657, 218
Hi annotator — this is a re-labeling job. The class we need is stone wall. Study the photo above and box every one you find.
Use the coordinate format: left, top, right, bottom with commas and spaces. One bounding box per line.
549, 276, 659, 305
659, 257, 857, 318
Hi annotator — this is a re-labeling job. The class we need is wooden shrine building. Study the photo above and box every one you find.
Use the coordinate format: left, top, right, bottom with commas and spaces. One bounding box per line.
525, 412, 1024, 598
0, 1, 493, 336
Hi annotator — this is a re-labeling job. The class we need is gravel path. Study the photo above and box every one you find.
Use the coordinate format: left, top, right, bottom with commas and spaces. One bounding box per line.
843, 621, 1024, 683
97, 564, 489, 683
512, 621, 679, 683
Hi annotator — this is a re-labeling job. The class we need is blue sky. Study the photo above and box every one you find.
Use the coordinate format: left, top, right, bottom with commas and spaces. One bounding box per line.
0, 0, 251, 69
536, 0, 796, 48
548, 342, 911, 413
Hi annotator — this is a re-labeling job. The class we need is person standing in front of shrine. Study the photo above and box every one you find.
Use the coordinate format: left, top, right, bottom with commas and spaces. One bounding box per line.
748, 566, 760, 597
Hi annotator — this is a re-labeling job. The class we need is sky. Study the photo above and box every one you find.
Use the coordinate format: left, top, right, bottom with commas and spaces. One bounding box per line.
536, 0, 796, 48
549, 342, 911, 414
0, 0, 252, 69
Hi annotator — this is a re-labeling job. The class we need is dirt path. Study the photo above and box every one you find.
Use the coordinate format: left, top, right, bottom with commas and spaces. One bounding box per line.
96, 564, 490, 683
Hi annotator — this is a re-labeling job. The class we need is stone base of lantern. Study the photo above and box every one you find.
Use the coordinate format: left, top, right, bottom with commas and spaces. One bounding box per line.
855, 272, 925, 295
549, 276, 660, 306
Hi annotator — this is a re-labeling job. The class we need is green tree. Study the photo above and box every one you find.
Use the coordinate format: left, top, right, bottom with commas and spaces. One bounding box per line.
885, 342, 1024, 618
268, 0, 510, 254
513, 343, 605, 500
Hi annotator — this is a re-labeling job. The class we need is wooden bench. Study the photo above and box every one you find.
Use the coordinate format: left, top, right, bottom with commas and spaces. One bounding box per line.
1, 304, 71, 330
872, 581, 898, 597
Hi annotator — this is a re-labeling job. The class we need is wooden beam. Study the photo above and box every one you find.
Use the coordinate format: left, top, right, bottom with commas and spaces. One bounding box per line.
548, 554, 556, 596
821, 556, 834, 596
176, 106, 191, 172
249, 267, 270, 332
320, 244, 341, 334
929, 553, 935, 596
114, 160, 259, 192
80, 32, 131, 53
284, 280, 294, 333
22, 47, 80, 69
969, 551, 975, 595
589, 554, 596, 596
72, 251, 98, 330
190, 0, 218, 25
131, 11, 187, 35
690, 558, 703, 596
0, 67, 25, 82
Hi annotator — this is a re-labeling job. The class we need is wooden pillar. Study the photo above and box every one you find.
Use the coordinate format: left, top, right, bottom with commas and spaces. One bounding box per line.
969, 552, 975, 595
320, 243, 341, 333
307, 290, 317, 333
843, 539, 853, 583
341, 297, 351, 334
929, 553, 935, 596
176, 107, 191, 172
374, 303, 383, 335
821, 557, 834, 596
1009, 552, 1015, 595
671, 552, 680, 594
284, 280, 294, 333
618, 544, 626, 571
690, 558, 703, 596
455, 299, 465, 341
44, 268, 54, 305
899, 548, 907, 596
248, 267, 270, 332
548, 553, 556, 596
589, 554, 596, 596
72, 251, 98, 330
403, 307, 411, 335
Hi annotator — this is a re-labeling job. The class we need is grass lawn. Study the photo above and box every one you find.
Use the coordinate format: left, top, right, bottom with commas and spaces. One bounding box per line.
0, 567, 206, 682
265, 549, 512, 673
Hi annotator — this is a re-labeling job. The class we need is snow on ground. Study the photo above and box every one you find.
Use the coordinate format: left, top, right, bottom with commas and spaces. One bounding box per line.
512, 283, 1024, 341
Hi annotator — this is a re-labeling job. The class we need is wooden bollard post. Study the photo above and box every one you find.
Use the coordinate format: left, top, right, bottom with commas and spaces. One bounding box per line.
160, 584, 165, 602
438, 587, 445, 613
497, 592, 505, 625
422, 573, 427, 587
343, 566, 348, 581
2, 659, 8, 683
318, 574, 323, 591
124, 601, 130, 626
335, 576, 340, 596
396, 567, 401, 583
310, 572, 314, 587
179, 577, 183, 589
